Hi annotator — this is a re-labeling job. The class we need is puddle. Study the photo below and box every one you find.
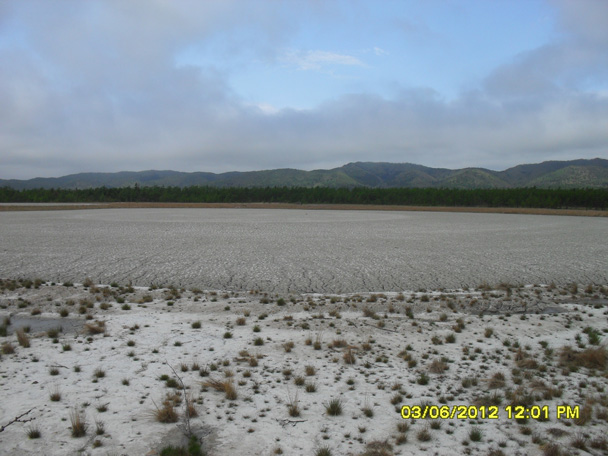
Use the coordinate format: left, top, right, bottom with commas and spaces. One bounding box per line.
6, 316, 84, 335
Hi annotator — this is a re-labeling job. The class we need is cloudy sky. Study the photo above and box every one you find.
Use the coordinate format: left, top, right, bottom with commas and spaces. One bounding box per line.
1, 0, 607, 179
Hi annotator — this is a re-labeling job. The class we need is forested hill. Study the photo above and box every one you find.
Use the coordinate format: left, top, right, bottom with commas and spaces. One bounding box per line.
1, 158, 607, 190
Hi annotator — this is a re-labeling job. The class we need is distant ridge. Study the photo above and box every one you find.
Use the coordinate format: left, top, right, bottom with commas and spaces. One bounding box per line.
1, 158, 607, 190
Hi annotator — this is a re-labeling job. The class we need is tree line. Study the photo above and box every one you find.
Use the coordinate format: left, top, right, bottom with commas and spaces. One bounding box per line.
0, 186, 606, 209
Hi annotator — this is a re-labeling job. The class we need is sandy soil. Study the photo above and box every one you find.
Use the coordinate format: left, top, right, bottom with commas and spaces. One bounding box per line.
0, 280, 607, 456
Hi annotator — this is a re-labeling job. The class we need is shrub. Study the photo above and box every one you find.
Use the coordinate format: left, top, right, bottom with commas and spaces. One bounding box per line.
191, 320, 201, 329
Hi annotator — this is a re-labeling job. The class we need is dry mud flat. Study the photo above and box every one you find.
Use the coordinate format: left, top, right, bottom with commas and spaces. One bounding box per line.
0, 209, 607, 293
0, 280, 607, 456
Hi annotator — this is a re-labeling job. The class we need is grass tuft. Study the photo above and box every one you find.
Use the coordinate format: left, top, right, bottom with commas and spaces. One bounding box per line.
26, 425, 41, 439
69, 409, 87, 437
16, 328, 30, 347
324, 398, 343, 416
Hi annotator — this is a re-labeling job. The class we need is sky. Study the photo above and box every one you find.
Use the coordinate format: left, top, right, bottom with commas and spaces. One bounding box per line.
0, 0, 607, 179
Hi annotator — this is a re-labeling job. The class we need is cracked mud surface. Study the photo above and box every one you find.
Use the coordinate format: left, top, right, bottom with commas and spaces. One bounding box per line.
0, 209, 606, 293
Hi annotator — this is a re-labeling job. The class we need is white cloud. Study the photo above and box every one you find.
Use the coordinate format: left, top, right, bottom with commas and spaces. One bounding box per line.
373, 46, 388, 56
0, 1, 607, 179
280, 49, 364, 71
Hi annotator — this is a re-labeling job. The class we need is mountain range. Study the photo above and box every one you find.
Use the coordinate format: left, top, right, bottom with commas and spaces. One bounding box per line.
1, 158, 607, 190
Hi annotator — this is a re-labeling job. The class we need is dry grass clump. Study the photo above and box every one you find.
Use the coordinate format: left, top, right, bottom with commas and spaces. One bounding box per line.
287, 393, 300, 417
574, 401, 593, 426
428, 359, 448, 374
283, 341, 295, 352
488, 372, 506, 389
515, 347, 539, 369
570, 432, 588, 450
462, 377, 478, 388
362, 307, 378, 319
1, 341, 15, 354
26, 425, 41, 439
542, 442, 562, 456
330, 339, 348, 348
203, 377, 238, 400
49, 386, 61, 402
359, 440, 394, 456
84, 320, 106, 335
305, 365, 316, 376
473, 391, 503, 407
69, 409, 87, 437
153, 394, 179, 423
416, 425, 431, 442
315, 447, 332, 456
324, 398, 343, 416
508, 387, 535, 408
559, 345, 607, 370
343, 348, 356, 365
16, 328, 30, 348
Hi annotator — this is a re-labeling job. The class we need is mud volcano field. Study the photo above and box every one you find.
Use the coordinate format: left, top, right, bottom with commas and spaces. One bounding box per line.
0, 209, 606, 292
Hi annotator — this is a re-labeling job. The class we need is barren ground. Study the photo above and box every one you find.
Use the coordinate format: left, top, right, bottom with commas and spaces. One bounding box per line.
0, 280, 607, 456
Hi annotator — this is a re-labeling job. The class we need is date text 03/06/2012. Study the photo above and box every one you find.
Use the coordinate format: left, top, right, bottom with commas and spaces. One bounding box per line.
400, 405, 579, 420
